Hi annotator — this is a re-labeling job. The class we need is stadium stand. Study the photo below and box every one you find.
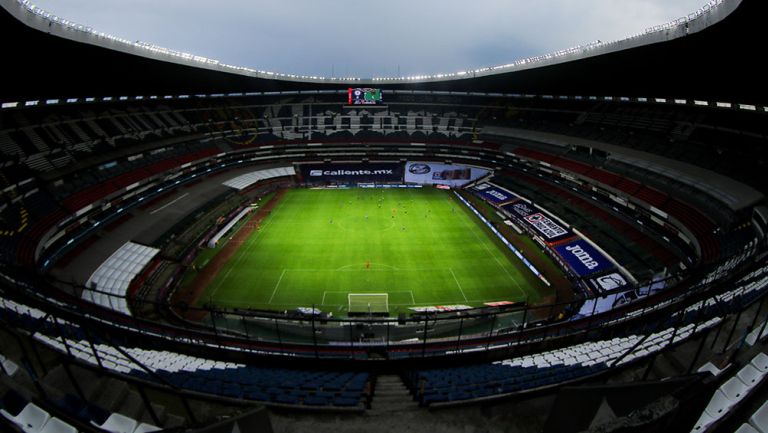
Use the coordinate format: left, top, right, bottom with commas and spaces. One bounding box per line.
510, 147, 723, 263
690, 352, 768, 432
82, 242, 160, 315
1, 0, 768, 430
0, 296, 371, 410
222, 166, 296, 190
405, 263, 768, 407
491, 172, 678, 279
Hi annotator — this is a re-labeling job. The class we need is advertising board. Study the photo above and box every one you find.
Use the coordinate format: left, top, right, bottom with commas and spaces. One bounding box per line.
503, 201, 575, 243
405, 162, 489, 187
300, 163, 403, 183
473, 183, 517, 204
554, 239, 613, 277
587, 272, 629, 293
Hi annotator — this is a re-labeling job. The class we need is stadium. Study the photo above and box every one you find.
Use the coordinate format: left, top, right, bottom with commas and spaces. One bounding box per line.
1, 0, 768, 431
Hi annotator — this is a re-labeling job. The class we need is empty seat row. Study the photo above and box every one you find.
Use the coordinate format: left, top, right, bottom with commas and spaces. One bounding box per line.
222, 166, 296, 190
1, 401, 77, 433
0, 388, 160, 433
83, 241, 160, 315
745, 398, 768, 433
691, 352, 768, 432
12, 302, 370, 409
409, 315, 722, 406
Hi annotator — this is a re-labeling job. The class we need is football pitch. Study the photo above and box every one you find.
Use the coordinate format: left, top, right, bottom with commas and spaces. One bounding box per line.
198, 187, 553, 316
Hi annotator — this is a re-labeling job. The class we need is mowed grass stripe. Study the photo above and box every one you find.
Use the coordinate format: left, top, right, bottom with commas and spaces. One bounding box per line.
200, 188, 551, 314
451, 197, 528, 299
206, 192, 293, 300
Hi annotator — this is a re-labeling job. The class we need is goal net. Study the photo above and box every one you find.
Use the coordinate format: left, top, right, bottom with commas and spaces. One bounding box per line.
348, 293, 389, 315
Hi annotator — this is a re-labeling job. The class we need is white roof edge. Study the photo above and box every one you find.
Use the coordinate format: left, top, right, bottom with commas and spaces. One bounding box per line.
0, 0, 742, 85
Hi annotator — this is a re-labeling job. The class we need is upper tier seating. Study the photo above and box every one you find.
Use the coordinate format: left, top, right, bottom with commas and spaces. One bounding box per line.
60, 147, 218, 212
512, 148, 720, 262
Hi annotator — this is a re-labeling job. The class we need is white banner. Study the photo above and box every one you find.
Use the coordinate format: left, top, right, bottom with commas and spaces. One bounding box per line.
404, 162, 489, 187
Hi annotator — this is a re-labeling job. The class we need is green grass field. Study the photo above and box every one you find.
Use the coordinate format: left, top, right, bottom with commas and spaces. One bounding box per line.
198, 187, 552, 316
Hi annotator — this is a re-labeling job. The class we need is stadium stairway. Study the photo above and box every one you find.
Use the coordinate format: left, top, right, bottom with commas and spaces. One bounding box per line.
368, 375, 419, 413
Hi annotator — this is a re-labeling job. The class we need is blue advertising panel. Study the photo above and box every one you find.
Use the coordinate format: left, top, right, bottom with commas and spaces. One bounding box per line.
554, 239, 614, 277
454, 192, 545, 281
473, 183, 517, 204
502, 201, 575, 244
300, 163, 403, 183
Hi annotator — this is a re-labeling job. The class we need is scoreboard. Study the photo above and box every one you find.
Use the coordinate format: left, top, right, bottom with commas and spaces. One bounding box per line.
348, 88, 383, 105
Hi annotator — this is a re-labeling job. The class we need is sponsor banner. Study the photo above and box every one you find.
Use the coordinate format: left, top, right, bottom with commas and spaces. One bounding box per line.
405, 162, 490, 187
358, 183, 423, 189
587, 272, 629, 293
409, 305, 473, 313
473, 183, 517, 204
455, 192, 545, 281
503, 201, 574, 243
484, 301, 518, 307
295, 307, 322, 315
300, 163, 403, 183
577, 289, 636, 316
554, 239, 613, 277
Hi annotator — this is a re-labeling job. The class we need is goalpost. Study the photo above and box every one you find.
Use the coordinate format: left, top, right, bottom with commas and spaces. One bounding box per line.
348, 293, 389, 315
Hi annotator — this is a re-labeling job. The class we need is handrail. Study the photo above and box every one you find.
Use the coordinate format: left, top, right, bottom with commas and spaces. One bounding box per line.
1, 248, 764, 360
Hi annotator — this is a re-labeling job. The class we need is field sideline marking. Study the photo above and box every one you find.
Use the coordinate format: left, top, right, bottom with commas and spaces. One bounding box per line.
321, 291, 347, 305
285, 267, 442, 272
149, 192, 189, 214
454, 199, 527, 299
207, 193, 291, 300
214, 298, 512, 308
411, 187, 473, 306
389, 298, 510, 306
267, 269, 287, 304
449, 268, 469, 302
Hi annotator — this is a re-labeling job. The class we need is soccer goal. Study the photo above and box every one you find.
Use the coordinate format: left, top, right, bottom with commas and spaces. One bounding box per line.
348, 293, 389, 316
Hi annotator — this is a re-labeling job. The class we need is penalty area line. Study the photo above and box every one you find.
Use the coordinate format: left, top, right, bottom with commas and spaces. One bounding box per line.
267, 269, 287, 304
449, 268, 468, 302
321, 290, 348, 305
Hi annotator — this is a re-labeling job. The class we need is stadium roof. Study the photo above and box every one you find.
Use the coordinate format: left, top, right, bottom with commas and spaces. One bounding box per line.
1, 0, 766, 105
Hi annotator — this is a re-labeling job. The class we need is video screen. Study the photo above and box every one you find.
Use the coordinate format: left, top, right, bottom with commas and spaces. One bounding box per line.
348, 88, 383, 105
